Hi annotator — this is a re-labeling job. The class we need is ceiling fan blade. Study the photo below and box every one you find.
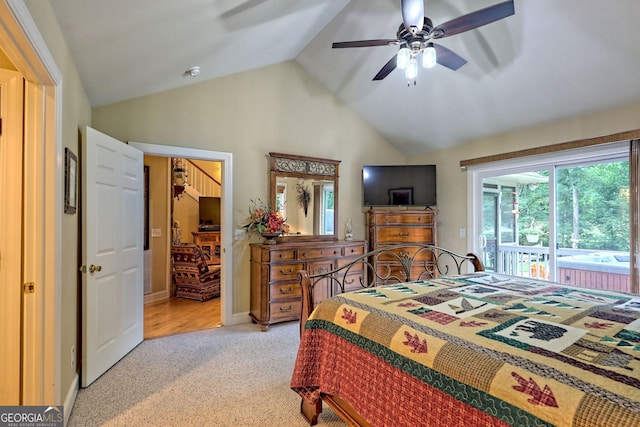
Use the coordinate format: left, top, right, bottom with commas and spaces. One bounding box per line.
432, 0, 514, 39
332, 39, 398, 49
373, 55, 398, 81
433, 44, 467, 71
401, 0, 425, 32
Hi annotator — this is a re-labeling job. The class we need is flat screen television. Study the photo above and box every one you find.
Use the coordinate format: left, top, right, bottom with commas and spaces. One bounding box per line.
199, 196, 221, 231
362, 165, 437, 207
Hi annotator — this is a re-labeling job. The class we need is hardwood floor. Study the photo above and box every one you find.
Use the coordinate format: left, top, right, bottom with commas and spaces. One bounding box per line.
144, 297, 221, 340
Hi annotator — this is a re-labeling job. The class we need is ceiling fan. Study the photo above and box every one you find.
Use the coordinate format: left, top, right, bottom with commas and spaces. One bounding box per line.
332, 0, 515, 81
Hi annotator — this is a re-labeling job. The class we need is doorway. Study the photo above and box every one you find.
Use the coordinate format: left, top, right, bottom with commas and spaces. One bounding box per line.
129, 142, 233, 330
144, 155, 224, 338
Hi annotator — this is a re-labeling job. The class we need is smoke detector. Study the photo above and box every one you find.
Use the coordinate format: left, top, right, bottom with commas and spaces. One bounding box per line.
185, 66, 200, 77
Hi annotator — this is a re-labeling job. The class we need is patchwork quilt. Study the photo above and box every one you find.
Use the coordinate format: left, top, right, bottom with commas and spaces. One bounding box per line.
291, 273, 640, 426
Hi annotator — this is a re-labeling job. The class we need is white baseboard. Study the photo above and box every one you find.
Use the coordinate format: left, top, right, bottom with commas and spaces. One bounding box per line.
228, 311, 251, 326
63, 373, 78, 426
144, 290, 169, 304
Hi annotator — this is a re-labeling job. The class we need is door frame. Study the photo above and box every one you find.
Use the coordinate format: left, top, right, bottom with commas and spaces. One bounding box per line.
0, 0, 63, 406
129, 142, 234, 326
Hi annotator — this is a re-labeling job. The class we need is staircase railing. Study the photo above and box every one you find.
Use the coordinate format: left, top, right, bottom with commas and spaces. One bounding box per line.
181, 158, 221, 197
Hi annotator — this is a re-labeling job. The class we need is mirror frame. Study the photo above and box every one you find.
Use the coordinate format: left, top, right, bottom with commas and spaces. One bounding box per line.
269, 152, 340, 242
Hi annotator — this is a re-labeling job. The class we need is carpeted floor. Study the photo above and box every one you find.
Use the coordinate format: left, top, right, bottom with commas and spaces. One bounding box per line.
68, 322, 344, 426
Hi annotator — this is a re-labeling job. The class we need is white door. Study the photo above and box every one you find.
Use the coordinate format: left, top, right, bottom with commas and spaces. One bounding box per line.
82, 127, 144, 387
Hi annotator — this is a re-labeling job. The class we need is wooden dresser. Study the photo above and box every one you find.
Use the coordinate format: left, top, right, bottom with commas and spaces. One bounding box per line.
250, 240, 367, 331
367, 209, 438, 283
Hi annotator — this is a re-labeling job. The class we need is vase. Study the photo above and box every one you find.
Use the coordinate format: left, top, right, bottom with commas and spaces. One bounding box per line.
260, 232, 281, 245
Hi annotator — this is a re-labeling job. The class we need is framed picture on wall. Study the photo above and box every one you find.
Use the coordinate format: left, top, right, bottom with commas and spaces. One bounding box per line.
64, 147, 78, 214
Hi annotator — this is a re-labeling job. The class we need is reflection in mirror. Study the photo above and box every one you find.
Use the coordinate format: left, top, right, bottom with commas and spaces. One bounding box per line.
275, 177, 334, 236
269, 152, 340, 242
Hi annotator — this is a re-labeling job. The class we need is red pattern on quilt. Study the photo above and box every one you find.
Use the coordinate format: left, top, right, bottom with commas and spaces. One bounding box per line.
460, 320, 488, 327
511, 372, 558, 407
402, 331, 428, 353
584, 321, 614, 329
341, 308, 357, 324
292, 329, 510, 427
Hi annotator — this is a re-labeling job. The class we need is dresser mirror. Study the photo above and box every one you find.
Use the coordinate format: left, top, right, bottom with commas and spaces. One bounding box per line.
269, 152, 340, 241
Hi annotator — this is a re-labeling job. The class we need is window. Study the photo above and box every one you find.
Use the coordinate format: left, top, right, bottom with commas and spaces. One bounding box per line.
316, 184, 334, 235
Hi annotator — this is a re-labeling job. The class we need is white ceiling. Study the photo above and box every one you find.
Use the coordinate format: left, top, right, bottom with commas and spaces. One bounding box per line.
49, 0, 640, 154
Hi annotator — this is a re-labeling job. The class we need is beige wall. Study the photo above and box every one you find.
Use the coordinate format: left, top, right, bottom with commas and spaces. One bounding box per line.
24, 0, 92, 405
92, 61, 406, 315
145, 156, 170, 294
173, 194, 199, 243
413, 102, 640, 255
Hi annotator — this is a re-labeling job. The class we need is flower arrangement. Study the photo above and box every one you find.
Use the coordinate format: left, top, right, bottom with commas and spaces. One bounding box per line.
243, 198, 289, 236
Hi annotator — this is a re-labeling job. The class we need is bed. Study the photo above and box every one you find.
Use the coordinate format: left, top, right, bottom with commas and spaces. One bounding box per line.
290, 244, 640, 426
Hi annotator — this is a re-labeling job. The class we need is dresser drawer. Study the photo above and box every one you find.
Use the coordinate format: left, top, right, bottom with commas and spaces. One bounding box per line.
298, 247, 341, 260
376, 246, 435, 262
270, 282, 301, 301
372, 212, 435, 225
343, 244, 366, 257
269, 300, 301, 320
269, 263, 303, 281
339, 272, 366, 293
337, 257, 364, 272
375, 263, 436, 283
269, 249, 296, 261
376, 226, 433, 243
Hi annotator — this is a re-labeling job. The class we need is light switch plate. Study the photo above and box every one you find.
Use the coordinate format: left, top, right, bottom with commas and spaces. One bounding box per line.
151, 228, 161, 237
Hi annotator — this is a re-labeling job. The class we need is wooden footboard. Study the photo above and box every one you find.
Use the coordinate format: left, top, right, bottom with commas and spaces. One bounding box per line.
296, 244, 484, 425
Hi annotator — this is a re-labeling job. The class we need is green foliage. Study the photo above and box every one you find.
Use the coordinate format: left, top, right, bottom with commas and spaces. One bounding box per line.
517, 161, 629, 251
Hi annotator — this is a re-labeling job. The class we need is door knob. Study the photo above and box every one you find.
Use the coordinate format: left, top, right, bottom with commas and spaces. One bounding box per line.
89, 264, 102, 273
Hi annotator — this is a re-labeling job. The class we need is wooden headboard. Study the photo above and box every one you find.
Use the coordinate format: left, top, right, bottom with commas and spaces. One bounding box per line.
296, 244, 484, 335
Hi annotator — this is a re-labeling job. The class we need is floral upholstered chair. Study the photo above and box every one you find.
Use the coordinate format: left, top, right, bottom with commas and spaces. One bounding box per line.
171, 244, 221, 301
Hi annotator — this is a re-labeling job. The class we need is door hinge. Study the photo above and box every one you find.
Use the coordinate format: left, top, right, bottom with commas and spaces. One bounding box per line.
23, 282, 35, 294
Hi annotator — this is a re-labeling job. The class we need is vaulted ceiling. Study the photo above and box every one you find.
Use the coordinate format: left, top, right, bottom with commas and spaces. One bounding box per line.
49, 0, 640, 154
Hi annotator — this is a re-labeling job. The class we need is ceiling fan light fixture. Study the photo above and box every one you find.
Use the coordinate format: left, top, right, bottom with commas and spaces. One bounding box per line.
423, 43, 437, 68
396, 47, 411, 69
405, 57, 418, 80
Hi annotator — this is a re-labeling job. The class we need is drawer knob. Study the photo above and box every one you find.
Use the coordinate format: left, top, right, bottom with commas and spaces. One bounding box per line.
399, 232, 410, 237
278, 253, 284, 258
279, 268, 295, 275
279, 305, 293, 312
302, 252, 307, 257
280, 286, 294, 294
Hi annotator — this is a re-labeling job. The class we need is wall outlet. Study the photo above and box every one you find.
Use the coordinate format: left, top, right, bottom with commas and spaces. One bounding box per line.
459, 227, 466, 238
71, 346, 75, 368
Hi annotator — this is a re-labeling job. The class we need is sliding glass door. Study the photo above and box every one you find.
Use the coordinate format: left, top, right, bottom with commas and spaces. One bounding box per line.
555, 160, 630, 291
471, 143, 631, 292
